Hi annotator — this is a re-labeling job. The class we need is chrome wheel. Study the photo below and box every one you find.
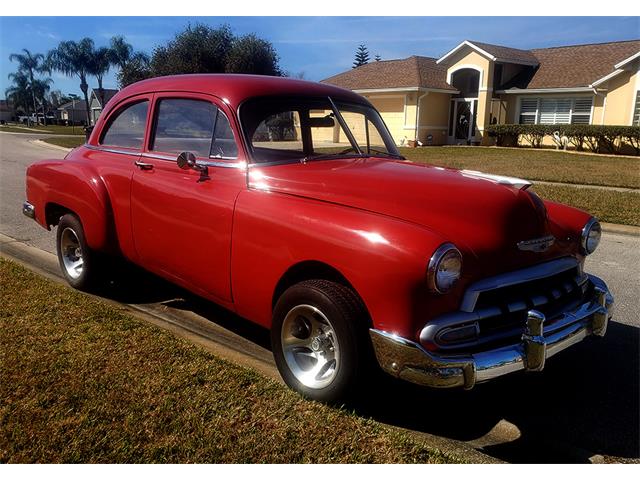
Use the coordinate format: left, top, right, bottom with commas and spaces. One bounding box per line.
60, 227, 83, 279
281, 304, 340, 389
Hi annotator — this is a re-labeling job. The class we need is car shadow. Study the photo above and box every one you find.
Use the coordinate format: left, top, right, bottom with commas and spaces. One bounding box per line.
350, 320, 639, 463
92, 263, 639, 463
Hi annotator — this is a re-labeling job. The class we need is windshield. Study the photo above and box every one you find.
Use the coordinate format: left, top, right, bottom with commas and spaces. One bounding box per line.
240, 96, 400, 163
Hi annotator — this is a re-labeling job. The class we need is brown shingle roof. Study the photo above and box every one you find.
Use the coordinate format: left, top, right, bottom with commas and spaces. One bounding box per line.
526, 40, 640, 88
322, 40, 640, 93
467, 40, 539, 65
321, 56, 456, 91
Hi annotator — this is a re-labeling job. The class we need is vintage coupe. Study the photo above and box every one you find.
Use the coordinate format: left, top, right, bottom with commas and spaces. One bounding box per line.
23, 74, 613, 402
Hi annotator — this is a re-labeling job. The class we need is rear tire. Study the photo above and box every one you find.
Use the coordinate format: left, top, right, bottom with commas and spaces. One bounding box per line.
271, 279, 370, 403
56, 213, 100, 291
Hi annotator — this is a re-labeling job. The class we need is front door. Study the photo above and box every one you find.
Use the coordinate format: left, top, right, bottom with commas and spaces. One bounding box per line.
130, 93, 245, 303
449, 99, 477, 144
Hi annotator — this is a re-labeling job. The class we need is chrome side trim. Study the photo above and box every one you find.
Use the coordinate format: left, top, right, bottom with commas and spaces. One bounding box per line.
22, 201, 36, 220
140, 152, 244, 169
371, 274, 613, 390
460, 256, 579, 312
85, 144, 139, 156
84, 147, 244, 169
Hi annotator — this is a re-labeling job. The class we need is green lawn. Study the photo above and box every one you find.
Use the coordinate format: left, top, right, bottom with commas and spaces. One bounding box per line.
0, 258, 460, 464
41, 136, 85, 149
531, 184, 640, 226
0, 123, 85, 135
399, 146, 640, 189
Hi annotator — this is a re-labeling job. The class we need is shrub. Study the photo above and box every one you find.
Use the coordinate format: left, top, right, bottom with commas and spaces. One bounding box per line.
484, 124, 640, 155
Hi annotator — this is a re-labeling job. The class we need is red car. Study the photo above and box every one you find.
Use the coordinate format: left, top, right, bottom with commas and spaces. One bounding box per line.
23, 74, 613, 402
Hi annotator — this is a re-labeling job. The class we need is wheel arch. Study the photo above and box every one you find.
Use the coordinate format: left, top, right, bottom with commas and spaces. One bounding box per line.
272, 260, 372, 326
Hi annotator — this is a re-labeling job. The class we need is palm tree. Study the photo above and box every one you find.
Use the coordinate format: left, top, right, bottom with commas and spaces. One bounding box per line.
5, 71, 31, 118
109, 36, 134, 69
31, 78, 54, 123
8, 48, 48, 118
89, 46, 113, 108
47, 38, 95, 125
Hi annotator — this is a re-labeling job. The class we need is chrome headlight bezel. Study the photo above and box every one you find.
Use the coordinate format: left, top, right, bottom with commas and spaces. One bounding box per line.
427, 243, 463, 294
581, 218, 601, 255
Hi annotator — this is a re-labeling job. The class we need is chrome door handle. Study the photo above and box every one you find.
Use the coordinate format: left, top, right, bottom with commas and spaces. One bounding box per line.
135, 160, 154, 171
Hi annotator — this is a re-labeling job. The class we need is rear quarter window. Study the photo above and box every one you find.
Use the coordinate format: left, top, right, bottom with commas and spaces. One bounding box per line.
100, 100, 149, 149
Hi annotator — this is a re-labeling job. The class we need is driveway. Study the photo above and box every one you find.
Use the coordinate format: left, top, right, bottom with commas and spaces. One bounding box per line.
1, 131, 638, 462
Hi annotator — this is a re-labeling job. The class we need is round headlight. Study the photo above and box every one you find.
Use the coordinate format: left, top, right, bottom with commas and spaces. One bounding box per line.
427, 243, 463, 293
581, 218, 601, 255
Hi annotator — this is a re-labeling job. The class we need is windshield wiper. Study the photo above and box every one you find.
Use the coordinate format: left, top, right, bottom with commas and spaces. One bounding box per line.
366, 148, 405, 160
301, 153, 368, 163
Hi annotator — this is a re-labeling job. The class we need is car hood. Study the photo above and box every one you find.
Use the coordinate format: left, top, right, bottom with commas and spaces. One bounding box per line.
248, 157, 569, 272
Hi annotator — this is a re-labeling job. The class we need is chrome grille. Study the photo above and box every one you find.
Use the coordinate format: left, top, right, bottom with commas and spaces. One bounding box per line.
421, 257, 589, 353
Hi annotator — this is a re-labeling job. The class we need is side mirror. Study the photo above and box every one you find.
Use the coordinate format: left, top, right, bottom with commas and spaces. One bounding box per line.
177, 151, 209, 180
177, 151, 198, 170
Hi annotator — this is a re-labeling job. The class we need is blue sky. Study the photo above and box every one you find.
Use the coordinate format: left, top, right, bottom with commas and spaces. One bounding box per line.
1, 16, 638, 97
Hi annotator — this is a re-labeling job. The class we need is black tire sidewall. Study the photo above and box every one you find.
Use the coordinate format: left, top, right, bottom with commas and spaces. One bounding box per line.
271, 281, 363, 403
56, 214, 94, 290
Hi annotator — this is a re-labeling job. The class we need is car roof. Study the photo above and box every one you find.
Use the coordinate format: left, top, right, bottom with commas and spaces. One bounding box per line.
109, 74, 367, 109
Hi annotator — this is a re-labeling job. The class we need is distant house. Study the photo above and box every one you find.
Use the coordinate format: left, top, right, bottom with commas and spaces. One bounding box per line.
56, 99, 88, 126
322, 39, 640, 146
89, 88, 118, 125
0, 100, 13, 122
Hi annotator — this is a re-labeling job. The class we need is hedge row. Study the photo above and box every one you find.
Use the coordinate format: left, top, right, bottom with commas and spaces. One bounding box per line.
485, 124, 640, 155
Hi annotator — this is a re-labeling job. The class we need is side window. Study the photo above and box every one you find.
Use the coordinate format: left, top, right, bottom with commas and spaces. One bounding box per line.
100, 100, 148, 149
211, 110, 238, 159
152, 98, 233, 158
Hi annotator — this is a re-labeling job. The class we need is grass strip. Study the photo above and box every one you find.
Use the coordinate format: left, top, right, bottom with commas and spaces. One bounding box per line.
0, 258, 460, 464
41, 136, 85, 149
0, 124, 84, 135
399, 146, 640, 189
532, 184, 640, 226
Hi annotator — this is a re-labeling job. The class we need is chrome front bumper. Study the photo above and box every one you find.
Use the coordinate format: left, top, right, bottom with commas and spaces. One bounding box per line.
369, 274, 613, 390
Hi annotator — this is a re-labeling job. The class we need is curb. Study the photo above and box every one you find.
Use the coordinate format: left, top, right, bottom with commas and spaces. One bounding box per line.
31, 139, 75, 153
602, 222, 640, 236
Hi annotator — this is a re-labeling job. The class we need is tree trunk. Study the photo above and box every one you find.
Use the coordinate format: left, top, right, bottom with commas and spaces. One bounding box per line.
97, 77, 105, 110
80, 76, 91, 126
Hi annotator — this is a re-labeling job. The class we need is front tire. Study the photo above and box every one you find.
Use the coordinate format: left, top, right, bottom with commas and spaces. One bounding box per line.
271, 280, 369, 403
56, 213, 100, 291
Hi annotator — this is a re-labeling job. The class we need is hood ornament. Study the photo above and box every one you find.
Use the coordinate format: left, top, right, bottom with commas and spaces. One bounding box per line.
517, 235, 555, 252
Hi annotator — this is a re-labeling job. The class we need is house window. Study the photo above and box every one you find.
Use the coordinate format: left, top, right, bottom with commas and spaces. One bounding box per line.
633, 91, 640, 126
518, 97, 593, 125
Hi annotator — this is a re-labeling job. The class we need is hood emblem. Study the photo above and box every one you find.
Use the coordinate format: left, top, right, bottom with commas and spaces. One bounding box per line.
517, 235, 555, 252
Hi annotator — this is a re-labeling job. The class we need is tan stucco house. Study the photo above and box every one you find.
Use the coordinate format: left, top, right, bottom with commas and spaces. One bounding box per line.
322, 39, 640, 146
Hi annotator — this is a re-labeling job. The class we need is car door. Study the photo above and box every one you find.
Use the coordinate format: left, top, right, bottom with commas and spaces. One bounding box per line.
130, 92, 246, 304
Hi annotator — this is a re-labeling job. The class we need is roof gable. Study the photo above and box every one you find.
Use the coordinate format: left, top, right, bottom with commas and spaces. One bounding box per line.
437, 40, 539, 66
90, 88, 119, 106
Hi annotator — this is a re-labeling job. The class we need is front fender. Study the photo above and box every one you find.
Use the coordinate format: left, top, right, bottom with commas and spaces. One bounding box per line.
231, 189, 450, 339
26, 159, 113, 252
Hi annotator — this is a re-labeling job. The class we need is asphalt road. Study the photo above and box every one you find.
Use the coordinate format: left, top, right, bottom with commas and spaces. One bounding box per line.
1, 131, 639, 462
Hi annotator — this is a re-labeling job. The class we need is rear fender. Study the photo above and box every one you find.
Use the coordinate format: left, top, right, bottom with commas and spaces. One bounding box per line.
26, 159, 114, 252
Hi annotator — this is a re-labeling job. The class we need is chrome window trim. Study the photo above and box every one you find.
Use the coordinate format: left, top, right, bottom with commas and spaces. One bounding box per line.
85, 144, 140, 156
459, 256, 580, 313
